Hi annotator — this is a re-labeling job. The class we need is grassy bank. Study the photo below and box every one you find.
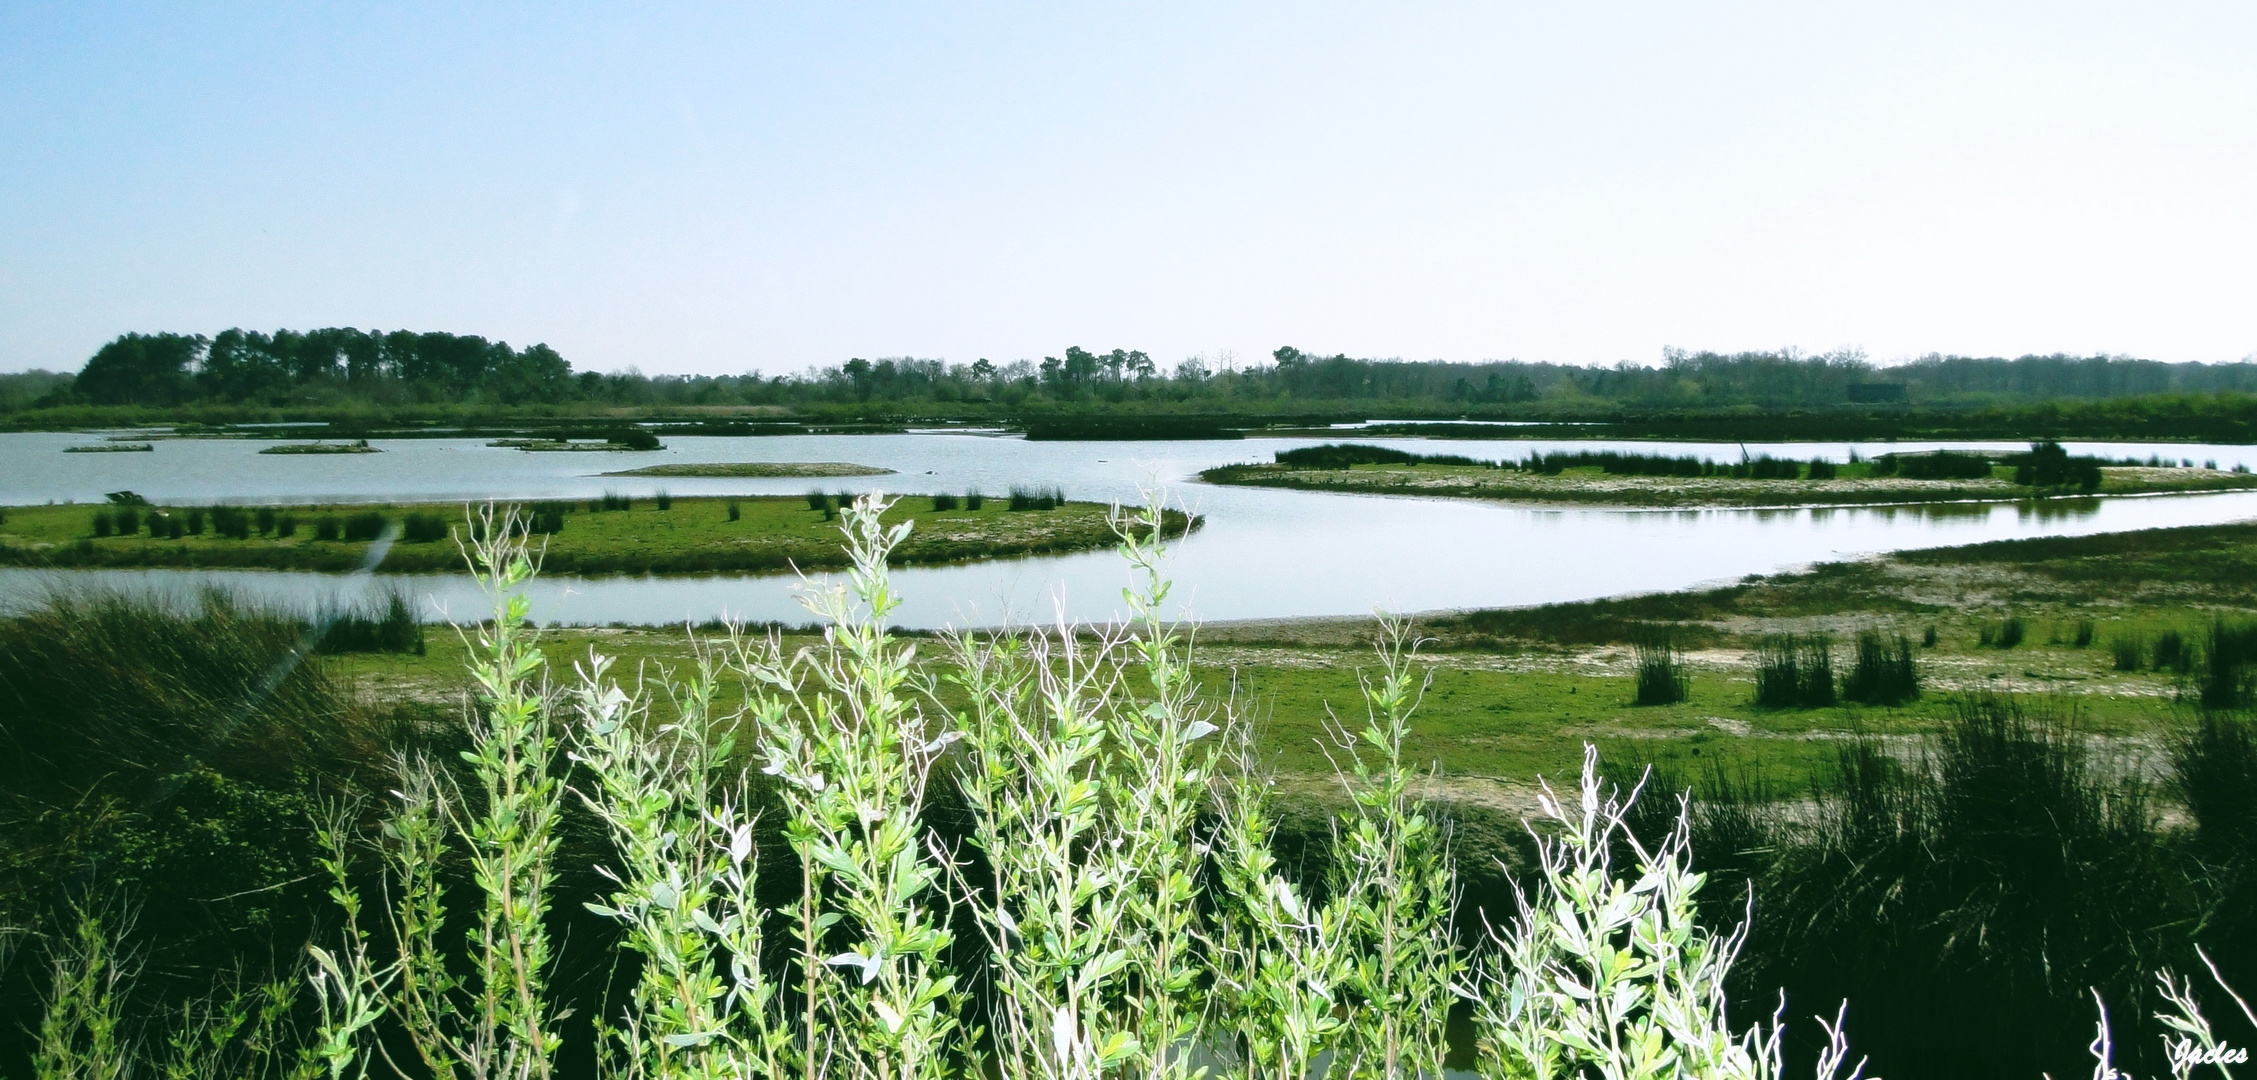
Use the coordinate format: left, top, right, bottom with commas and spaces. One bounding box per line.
1200, 459, 2257, 507
0, 495, 1197, 575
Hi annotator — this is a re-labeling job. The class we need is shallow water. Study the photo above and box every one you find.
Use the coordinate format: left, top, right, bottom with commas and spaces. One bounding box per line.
4, 431, 2252, 628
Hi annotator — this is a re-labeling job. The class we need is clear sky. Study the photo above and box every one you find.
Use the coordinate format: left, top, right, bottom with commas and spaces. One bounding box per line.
3, 2, 2252, 375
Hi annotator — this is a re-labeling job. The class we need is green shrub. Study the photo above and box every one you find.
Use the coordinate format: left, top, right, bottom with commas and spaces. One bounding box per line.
312, 517, 341, 542
254, 507, 276, 535
1980, 616, 2027, 649
1754, 633, 1836, 708
1843, 629, 1919, 706
1632, 639, 1689, 705
401, 512, 449, 543
726, 501, 741, 522
90, 513, 112, 538
341, 512, 386, 542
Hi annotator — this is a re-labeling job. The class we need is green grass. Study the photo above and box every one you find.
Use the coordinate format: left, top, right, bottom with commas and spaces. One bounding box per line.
0, 496, 1194, 574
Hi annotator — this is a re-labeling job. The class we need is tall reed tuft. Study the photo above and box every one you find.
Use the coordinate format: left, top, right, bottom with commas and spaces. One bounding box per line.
1842, 630, 1918, 706
1632, 639, 1691, 706
1754, 634, 1836, 708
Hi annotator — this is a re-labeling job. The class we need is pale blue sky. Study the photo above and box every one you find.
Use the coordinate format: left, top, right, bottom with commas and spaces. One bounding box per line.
3, 2, 2252, 375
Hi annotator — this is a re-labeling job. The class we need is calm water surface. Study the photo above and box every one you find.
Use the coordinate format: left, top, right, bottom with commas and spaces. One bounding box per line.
3, 431, 2251, 628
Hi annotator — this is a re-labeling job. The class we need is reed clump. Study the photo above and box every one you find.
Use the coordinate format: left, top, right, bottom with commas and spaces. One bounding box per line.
1754, 633, 1836, 708
1006, 485, 1067, 511
1632, 638, 1691, 705
1979, 616, 2026, 649
1841, 629, 1919, 706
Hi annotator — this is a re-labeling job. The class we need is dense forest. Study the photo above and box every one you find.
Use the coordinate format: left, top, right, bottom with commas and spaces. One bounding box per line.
8, 330, 2257, 424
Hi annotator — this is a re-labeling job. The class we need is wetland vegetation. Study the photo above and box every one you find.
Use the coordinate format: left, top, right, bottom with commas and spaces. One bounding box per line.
2, 502, 2254, 1080
1203, 441, 2257, 507
0, 495, 1194, 575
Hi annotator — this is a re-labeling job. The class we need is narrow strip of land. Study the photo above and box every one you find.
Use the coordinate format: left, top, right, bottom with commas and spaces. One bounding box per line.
0, 495, 1193, 575
599, 461, 894, 478
1199, 461, 2257, 508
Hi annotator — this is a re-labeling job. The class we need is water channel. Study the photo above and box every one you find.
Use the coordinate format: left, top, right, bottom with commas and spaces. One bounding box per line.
2, 431, 2250, 629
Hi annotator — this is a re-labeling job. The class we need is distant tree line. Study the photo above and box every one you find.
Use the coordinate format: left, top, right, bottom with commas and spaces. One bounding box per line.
12, 332, 2257, 415
53, 328, 572, 407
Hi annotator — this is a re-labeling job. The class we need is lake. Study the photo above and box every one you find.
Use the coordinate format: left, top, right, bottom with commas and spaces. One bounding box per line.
3, 431, 2252, 628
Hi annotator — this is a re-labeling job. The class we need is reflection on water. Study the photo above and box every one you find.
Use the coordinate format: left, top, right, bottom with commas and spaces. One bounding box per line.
0, 432, 2250, 628
2018, 497, 2103, 523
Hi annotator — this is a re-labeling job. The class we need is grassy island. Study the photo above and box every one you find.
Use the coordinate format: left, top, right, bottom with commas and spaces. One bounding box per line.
599, 461, 894, 478
256, 441, 380, 454
0, 494, 1196, 575
1201, 459, 2257, 507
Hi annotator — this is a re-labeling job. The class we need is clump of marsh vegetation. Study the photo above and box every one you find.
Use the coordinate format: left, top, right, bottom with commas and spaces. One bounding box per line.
1275, 443, 1495, 469
1006, 484, 1067, 510
929, 492, 958, 511
1754, 633, 1837, 708
1608, 694, 2257, 1080
1841, 629, 1919, 706
2196, 618, 2257, 711
312, 590, 425, 656
401, 511, 449, 543
1870, 449, 1995, 480
1979, 615, 2027, 649
1632, 638, 1691, 705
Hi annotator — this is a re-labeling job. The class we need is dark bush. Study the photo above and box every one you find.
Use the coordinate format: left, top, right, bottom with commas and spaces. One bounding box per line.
184, 507, 205, 535
655, 490, 672, 511
401, 513, 449, 543
162, 513, 184, 540
932, 493, 959, 511
1806, 458, 1838, 480
1980, 617, 2026, 649
211, 506, 252, 540
1754, 633, 1835, 708
254, 507, 277, 535
313, 517, 341, 542
1873, 450, 1995, 480
2197, 619, 2257, 711
608, 427, 662, 451
113, 507, 138, 535
2072, 620, 2094, 648
91, 512, 113, 538
1632, 640, 1689, 705
342, 512, 387, 542
2008, 440, 2104, 491
965, 491, 984, 510
2112, 635, 2145, 671
2155, 628, 2188, 672
1737, 695, 2181, 1080
1843, 629, 1920, 706
274, 514, 297, 539
1922, 624, 1939, 648
313, 591, 425, 655
727, 501, 741, 522
805, 490, 829, 512
1008, 485, 1067, 511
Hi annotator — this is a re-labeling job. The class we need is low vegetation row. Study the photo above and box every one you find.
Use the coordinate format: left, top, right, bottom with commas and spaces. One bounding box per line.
0, 494, 1194, 575
1204, 441, 2257, 506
